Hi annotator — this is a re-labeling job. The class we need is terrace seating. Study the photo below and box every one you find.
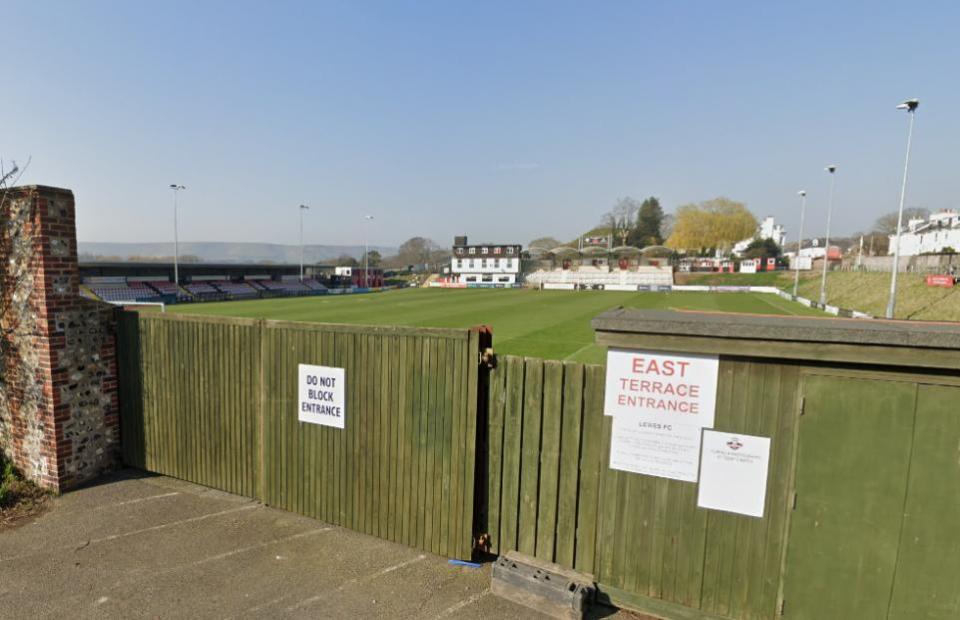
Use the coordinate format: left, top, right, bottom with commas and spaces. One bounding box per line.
141, 280, 191, 300
211, 281, 260, 299
524, 265, 673, 287
89, 282, 162, 303
184, 282, 225, 300
302, 279, 327, 291
257, 280, 315, 295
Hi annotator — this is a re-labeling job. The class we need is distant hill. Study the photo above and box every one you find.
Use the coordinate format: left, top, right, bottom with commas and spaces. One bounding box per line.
78, 242, 397, 264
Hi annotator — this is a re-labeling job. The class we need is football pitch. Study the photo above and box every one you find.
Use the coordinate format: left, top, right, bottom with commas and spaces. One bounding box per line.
166, 288, 822, 364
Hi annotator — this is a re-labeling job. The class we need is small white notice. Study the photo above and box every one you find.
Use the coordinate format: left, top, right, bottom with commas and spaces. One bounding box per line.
609, 415, 703, 482
697, 431, 771, 518
298, 364, 346, 428
604, 348, 719, 429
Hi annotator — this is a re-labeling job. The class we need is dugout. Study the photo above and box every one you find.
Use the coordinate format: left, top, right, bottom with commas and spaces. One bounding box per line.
590, 309, 960, 620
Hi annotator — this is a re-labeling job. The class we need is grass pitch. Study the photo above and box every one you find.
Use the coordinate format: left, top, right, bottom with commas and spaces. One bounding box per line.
167, 288, 821, 363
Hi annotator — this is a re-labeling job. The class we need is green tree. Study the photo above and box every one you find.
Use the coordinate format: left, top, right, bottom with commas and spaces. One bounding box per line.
362, 250, 382, 267
742, 237, 782, 259
628, 196, 664, 246
528, 236, 562, 251
666, 197, 758, 252
335, 254, 359, 267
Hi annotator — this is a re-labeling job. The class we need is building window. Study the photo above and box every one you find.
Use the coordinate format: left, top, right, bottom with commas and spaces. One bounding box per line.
469, 247, 476, 255
481, 259, 487, 267
481, 247, 489, 255
507, 247, 515, 255
456, 247, 464, 255
494, 247, 502, 255
494, 258, 500, 267
469, 259, 475, 268
456, 259, 463, 268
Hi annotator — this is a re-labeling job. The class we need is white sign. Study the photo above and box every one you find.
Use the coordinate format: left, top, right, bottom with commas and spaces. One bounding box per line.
604, 348, 719, 429
697, 431, 771, 518
609, 416, 703, 482
298, 364, 346, 428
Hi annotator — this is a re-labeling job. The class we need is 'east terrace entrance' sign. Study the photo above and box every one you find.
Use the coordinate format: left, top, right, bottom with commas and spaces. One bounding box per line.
604, 348, 719, 428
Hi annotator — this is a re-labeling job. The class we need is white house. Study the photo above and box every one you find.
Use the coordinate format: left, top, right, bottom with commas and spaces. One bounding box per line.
733, 216, 787, 256
450, 236, 522, 285
888, 210, 960, 256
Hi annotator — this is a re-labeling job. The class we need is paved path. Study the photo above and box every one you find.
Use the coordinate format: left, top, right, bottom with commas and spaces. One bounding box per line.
0, 470, 626, 619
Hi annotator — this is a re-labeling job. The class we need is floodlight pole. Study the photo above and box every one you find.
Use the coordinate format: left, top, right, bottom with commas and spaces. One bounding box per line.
819, 166, 837, 307
299, 205, 310, 281
169, 184, 186, 286
886, 99, 919, 319
793, 190, 807, 297
363, 215, 374, 287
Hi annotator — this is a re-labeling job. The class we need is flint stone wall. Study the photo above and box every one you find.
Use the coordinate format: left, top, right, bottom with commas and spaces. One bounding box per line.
0, 186, 118, 491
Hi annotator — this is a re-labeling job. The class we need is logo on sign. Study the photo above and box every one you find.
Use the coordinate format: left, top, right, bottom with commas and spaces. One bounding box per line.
726, 437, 743, 451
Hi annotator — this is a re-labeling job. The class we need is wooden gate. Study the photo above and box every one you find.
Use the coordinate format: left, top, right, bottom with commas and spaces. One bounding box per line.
117, 312, 482, 560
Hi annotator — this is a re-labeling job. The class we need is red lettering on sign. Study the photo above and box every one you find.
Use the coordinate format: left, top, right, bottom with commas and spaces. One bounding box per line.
631, 357, 691, 378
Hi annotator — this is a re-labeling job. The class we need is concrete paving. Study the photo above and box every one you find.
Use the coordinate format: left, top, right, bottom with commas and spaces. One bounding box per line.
0, 470, 629, 619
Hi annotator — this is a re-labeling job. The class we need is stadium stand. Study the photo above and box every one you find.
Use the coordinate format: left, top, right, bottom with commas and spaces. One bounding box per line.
87, 282, 163, 302
303, 279, 327, 291
145, 280, 190, 299
211, 281, 260, 299
184, 282, 225, 301
524, 265, 673, 287
258, 280, 313, 295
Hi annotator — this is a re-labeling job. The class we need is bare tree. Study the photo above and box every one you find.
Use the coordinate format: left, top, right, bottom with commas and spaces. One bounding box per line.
0, 157, 31, 207
873, 207, 929, 234
602, 197, 641, 246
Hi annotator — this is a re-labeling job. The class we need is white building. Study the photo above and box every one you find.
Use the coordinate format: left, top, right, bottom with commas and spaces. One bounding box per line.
733, 216, 787, 256
450, 236, 522, 285
888, 210, 960, 256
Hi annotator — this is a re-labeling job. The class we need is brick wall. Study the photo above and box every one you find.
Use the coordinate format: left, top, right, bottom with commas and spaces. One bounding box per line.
0, 185, 119, 491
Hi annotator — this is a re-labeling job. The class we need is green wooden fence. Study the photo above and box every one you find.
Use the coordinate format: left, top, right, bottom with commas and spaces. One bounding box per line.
117, 309, 960, 619
117, 312, 481, 560
485, 354, 801, 619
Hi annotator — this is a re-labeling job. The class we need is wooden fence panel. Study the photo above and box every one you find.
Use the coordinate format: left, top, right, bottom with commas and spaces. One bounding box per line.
485, 356, 604, 572
258, 322, 479, 559
486, 355, 802, 620
117, 313, 480, 560
117, 314, 261, 498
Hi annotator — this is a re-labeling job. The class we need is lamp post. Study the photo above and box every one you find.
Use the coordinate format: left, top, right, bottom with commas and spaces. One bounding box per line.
363, 215, 374, 287
169, 184, 186, 287
299, 205, 310, 281
819, 166, 837, 307
793, 190, 807, 297
886, 98, 920, 319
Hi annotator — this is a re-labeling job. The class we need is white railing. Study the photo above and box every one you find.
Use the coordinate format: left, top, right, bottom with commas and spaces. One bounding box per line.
104, 300, 166, 312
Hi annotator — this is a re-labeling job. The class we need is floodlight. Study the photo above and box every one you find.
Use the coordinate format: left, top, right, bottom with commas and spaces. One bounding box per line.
798, 190, 806, 197
896, 99, 919, 112
825, 165, 837, 174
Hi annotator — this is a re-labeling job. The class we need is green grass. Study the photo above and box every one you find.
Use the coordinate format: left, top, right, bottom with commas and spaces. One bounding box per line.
679, 270, 960, 320
167, 288, 822, 363
679, 271, 793, 287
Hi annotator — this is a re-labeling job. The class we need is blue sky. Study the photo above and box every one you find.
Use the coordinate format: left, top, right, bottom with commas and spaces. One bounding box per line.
3, 1, 957, 248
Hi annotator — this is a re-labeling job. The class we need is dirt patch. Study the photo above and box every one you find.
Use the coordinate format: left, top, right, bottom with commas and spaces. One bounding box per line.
1, 471, 50, 530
